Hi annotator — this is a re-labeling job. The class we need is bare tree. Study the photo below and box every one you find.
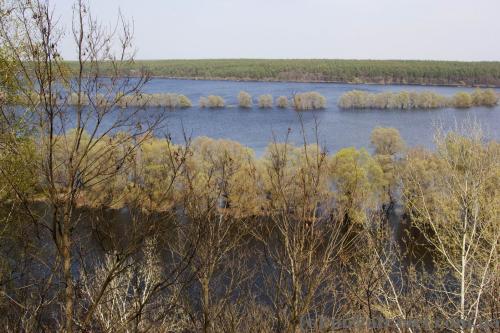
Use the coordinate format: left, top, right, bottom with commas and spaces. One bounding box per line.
256, 125, 355, 333
0, 0, 167, 330
172, 138, 256, 333
401, 122, 499, 333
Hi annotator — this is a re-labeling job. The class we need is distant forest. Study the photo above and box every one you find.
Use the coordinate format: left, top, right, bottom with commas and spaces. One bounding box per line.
66, 59, 500, 87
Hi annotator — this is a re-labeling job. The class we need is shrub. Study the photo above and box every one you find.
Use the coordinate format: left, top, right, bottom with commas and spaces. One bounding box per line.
115, 93, 192, 109
339, 90, 450, 109
293, 92, 326, 110
152, 93, 179, 108
370, 127, 406, 155
338, 90, 367, 109
258, 94, 273, 108
178, 94, 192, 108
276, 96, 289, 108
452, 92, 473, 108
238, 91, 252, 108
481, 89, 499, 106
202, 95, 225, 108
471, 88, 498, 107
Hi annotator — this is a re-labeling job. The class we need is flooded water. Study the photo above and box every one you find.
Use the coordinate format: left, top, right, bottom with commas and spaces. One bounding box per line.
138, 79, 500, 155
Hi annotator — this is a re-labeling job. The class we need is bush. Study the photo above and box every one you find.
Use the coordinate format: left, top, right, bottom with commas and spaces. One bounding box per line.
338, 90, 367, 109
339, 90, 450, 110
178, 94, 192, 108
471, 88, 498, 107
115, 93, 192, 109
200, 95, 225, 108
370, 127, 406, 155
238, 91, 252, 108
452, 92, 473, 108
150, 93, 179, 108
293, 92, 326, 110
258, 94, 273, 108
276, 96, 289, 108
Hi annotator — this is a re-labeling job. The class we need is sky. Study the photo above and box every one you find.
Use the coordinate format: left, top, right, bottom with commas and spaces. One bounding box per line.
52, 0, 500, 61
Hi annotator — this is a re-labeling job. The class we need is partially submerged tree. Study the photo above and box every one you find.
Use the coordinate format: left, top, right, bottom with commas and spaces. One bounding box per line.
238, 91, 252, 108
276, 96, 289, 108
452, 92, 473, 108
329, 147, 386, 226
370, 127, 406, 205
258, 94, 273, 108
293, 92, 326, 110
370, 127, 406, 156
200, 95, 225, 108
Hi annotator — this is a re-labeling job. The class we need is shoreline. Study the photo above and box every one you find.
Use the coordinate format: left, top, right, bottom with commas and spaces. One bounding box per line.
146, 75, 500, 88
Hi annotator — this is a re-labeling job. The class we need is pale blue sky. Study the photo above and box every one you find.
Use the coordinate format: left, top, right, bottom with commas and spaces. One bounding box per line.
53, 0, 500, 61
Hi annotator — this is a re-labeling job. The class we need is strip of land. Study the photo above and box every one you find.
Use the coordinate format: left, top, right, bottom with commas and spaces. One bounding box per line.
64, 59, 500, 87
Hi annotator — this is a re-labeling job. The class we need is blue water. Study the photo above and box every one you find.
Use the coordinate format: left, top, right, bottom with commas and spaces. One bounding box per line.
124, 79, 500, 156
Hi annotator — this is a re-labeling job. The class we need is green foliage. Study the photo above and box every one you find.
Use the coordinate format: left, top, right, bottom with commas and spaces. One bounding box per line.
186, 137, 261, 216
0, 48, 20, 104
471, 88, 498, 107
370, 127, 406, 202
64, 59, 500, 86
370, 127, 406, 156
0, 136, 38, 200
329, 147, 386, 225
452, 92, 473, 108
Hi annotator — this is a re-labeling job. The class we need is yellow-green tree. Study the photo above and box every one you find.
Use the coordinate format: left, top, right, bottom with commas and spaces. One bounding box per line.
452, 92, 473, 108
329, 147, 386, 226
238, 91, 252, 108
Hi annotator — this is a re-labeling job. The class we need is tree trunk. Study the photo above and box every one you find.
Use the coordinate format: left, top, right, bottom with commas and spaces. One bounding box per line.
62, 215, 74, 333
202, 277, 210, 333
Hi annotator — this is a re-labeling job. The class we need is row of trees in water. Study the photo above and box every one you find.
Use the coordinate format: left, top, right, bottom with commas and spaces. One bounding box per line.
0, 1, 498, 332
103, 89, 500, 111
339, 89, 499, 110
16, 91, 326, 110
236, 91, 326, 110
112, 91, 326, 110
18, 89, 500, 111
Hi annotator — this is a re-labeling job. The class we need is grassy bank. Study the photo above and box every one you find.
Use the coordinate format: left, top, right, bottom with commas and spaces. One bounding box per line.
65, 59, 500, 87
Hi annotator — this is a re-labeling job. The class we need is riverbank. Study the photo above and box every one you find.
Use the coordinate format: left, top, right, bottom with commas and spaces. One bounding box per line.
63, 59, 500, 88
149, 75, 500, 88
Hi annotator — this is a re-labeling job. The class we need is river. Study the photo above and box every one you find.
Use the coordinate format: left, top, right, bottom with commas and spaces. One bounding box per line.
102, 79, 500, 156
